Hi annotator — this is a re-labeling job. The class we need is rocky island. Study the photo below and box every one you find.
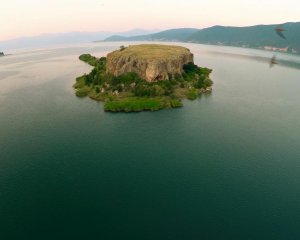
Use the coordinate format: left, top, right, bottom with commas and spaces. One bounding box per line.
74, 44, 213, 112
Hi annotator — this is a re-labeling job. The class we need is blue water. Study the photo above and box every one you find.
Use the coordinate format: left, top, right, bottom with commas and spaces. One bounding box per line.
1, 42, 300, 239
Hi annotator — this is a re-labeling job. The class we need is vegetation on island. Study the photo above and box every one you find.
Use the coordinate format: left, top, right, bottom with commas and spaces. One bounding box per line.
0, 52, 4, 57
73, 53, 213, 112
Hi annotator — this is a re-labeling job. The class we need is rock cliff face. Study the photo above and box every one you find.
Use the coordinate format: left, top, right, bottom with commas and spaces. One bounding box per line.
106, 44, 194, 82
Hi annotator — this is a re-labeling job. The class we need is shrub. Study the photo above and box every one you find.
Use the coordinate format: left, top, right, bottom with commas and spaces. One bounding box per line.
203, 78, 213, 88
183, 62, 199, 74
76, 87, 90, 97
79, 54, 98, 66
187, 89, 198, 100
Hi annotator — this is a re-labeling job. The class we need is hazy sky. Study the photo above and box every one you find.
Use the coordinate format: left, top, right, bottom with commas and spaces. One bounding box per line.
1, 0, 299, 41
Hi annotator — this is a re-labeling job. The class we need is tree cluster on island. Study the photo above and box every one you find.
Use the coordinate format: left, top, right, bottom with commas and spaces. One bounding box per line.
73, 53, 213, 112
0, 52, 4, 57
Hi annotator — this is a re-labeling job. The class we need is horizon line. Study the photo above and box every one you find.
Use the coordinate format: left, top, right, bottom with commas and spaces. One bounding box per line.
1, 21, 299, 42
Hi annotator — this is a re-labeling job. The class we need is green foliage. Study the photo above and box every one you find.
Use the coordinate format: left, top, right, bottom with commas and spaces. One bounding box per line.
183, 62, 199, 74
75, 87, 90, 97
187, 89, 198, 100
134, 84, 155, 97
174, 73, 183, 81
84, 74, 92, 86
73, 76, 86, 89
105, 98, 162, 112
74, 53, 213, 112
104, 97, 182, 112
79, 54, 98, 66
183, 63, 213, 89
153, 85, 165, 96
112, 72, 141, 85
203, 78, 213, 87
169, 99, 183, 108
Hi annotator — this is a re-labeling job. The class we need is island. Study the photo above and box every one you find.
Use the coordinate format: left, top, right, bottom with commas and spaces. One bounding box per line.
73, 44, 213, 112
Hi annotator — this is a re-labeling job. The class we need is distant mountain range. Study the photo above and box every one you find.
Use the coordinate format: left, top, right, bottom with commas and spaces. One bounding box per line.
103, 22, 300, 54
103, 28, 199, 42
0, 29, 159, 51
2, 23, 300, 54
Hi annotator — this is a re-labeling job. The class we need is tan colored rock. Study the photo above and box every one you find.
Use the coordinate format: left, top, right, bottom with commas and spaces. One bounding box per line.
106, 44, 194, 82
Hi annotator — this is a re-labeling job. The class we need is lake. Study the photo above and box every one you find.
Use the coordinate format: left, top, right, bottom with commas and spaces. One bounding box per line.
1, 42, 300, 239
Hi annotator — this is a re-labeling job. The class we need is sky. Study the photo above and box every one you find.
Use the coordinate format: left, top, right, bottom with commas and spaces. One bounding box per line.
1, 0, 300, 41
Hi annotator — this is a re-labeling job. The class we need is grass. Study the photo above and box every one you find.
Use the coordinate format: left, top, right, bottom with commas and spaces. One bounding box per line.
107, 44, 191, 61
104, 97, 182, 112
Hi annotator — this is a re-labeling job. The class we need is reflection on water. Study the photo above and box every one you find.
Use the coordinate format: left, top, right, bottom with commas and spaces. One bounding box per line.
0, 70, 20, 80
203, 50, 300, 69
1, 42, 300, 239
1, 42, 299, 95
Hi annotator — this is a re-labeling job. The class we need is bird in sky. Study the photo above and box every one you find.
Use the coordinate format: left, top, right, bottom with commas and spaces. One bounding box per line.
275, 25, 287, 39
270, 55, 278, 68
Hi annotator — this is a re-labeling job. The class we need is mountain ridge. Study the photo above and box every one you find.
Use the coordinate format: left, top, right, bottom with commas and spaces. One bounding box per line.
0, 29, 160, 51
103, 22, 300, 54
104, 28, 199, 42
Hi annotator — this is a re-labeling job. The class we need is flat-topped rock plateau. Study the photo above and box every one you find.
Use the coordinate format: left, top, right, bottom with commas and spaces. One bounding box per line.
106, 44, 194, 82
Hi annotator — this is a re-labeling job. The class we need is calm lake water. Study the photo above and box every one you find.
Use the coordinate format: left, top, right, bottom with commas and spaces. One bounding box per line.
1, 42, 300, 239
